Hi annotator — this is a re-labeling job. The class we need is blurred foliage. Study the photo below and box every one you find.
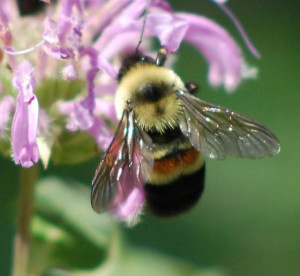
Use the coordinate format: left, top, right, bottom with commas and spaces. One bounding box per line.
35, 79, 83, 108
29, 177, 222, 276
36, 79, 98, 166
51, 131, 97, 165
1, 1, 299, 276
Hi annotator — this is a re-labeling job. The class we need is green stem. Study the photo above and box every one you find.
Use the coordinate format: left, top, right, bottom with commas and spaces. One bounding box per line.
12, 165, 39, 276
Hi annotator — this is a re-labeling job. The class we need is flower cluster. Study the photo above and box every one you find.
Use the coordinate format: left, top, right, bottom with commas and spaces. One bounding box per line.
0, 0, 258, 222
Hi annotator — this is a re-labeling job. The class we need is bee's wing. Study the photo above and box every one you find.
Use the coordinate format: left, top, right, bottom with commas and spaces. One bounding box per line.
177, 90, 280, 159
91, 109, 153, 213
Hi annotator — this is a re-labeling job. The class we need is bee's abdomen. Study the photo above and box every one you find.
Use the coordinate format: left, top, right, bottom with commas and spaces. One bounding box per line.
145, 148, 205, 216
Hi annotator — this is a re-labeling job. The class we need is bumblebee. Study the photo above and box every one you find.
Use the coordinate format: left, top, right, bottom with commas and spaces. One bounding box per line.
91, 48, 280, 217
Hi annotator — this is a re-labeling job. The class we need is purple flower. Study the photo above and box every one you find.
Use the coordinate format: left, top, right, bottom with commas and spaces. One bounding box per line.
110, 187, 145, 225
11, 61, 39, 168
93, 0, 257, 92
176, 13, 244, 91
87, 118, 114, 152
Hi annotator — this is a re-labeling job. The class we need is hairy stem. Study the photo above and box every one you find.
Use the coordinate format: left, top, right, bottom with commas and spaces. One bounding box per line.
12, 165, 39, 276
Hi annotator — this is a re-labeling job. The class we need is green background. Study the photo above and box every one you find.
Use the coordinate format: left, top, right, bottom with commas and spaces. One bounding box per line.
1, 0, 299, 275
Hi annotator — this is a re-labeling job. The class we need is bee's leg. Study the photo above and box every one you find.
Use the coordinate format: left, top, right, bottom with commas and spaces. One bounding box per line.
185, 82, 199, 94
156, 48, 168, 66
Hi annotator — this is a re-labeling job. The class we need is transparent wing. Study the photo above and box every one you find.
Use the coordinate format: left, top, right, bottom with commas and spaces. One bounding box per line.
177, 90, 280, 159
91, 109, 153, 213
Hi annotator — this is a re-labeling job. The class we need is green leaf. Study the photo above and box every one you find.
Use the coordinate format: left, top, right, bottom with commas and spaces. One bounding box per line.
30, 177, 119, 275
35, 177, 117, 248
31, 215, 101, 275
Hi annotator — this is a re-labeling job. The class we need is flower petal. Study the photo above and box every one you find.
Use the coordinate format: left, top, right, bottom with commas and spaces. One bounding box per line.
95, 2, 188, 54
177, 13, 244, 91
212, 1, 260, 58
151, 0, 173, 12
110, 187, 145, 225
57, 0, 83, 41
95, 98, 118, 122
42, 17, 74, 60
147, 12, 189, 52
95, 0, 148, 51
59, 50, 99, 131
98, 54, 118, 79
87, 117, 114, 151
59, 100, 94, 131
62, 63, 78, 80
12, 61, 39, 167
43, 17, 60, 44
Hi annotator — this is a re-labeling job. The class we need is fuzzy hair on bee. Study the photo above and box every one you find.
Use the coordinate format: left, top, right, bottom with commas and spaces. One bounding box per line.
91, 10, 280, 222
91, 45, 280, 220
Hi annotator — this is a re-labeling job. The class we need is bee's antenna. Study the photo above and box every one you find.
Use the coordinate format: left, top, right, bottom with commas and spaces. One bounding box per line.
136, 9, 149, 53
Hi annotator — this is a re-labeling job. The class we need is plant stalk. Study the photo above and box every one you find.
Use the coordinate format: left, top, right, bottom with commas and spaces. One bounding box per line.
12, 165, 39, 276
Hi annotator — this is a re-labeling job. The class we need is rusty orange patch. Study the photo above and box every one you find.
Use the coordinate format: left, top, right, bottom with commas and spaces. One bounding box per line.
153, 148, 199, 175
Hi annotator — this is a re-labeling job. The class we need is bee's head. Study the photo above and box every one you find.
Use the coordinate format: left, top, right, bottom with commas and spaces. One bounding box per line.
115, 56, 186, 133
